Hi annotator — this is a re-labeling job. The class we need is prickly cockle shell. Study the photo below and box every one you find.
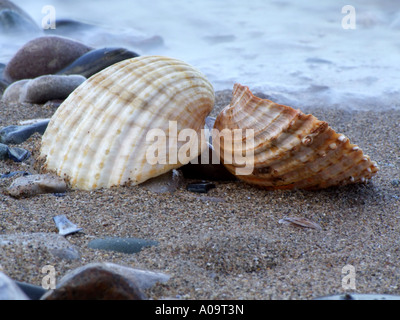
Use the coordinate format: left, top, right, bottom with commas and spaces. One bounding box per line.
40, 56, 215, 190
213, 84, 379, 190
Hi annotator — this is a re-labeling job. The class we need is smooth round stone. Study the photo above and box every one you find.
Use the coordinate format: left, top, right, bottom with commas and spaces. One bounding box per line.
1, 79, 28, 103
0, 0, 41, 35
140, 169, 184, 193
4, 36, 93, 82
20, 74, 86, 104
41, 263, 146, 300
57, 47, 139, 78
6, 174, 67, 198
88, 237, 158, 254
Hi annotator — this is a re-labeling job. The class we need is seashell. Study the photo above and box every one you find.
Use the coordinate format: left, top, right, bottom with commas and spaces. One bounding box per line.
213, 84, 379, 190
40, 55, 214, 190
53, 215, 83, 236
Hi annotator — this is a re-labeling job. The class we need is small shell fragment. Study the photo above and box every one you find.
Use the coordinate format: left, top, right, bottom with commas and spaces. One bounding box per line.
278, 216, 322, 230
53, 215, 83, 236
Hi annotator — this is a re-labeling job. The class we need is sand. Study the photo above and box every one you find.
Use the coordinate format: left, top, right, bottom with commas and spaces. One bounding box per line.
0, 90, 399, 300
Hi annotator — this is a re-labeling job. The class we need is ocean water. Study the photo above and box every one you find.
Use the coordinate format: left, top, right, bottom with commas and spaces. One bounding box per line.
7, 0, 400, 110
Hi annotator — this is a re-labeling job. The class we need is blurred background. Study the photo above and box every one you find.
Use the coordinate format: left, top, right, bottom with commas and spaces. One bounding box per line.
5, 0, 400, 110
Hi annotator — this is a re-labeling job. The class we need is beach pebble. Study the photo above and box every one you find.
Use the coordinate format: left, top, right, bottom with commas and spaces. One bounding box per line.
57, 47, 139, 78
0, 143, 30, 162
0, 272, 29, 300
0, 62, 10, 92
0, 0, 41, 35
6, 174, 67, 198
4, 36, 92, 82
140, 169, 184, 193
0, 119, 49, 144
0, 233, 81, 261
186, 182, 216, 193
6, 145, 30, 162
41, 263, 147, 300
1, 79, 28, 103
19, 74, 86, 104
88, 237, 158, 254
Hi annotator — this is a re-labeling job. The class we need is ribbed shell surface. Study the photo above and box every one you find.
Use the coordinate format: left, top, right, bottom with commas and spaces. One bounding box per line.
213, 84, 379, 189
40, 56, 215, 190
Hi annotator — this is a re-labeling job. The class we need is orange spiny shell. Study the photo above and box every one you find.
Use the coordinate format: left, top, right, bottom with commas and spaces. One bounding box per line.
213, 84, 379, 190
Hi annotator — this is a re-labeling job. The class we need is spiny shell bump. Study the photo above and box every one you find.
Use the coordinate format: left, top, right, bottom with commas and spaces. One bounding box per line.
40, 56, 215, 190
213, 84, 379, 190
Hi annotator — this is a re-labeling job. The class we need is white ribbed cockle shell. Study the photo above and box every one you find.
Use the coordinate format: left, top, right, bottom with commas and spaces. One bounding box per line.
40, 56, 215, 190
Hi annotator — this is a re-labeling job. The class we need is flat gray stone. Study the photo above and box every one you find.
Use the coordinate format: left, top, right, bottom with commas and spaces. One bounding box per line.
88, 237, 158, 254
0, 119, 50, 145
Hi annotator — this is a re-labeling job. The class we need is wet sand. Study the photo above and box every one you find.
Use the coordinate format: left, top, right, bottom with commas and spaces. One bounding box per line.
0, 90, 399, 300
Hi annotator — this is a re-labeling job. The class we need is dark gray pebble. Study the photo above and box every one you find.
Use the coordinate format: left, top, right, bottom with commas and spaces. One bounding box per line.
4, 36, 92, 82
20, 74, 86, 104
57, 47, 139, 78
15, 281, 47, 300
186, 182, 216, 193
0, 143, 30, 162
88, 237, 158, 254
391, 179, 400, 187
0, 119, 50, 145
6, 145, 30, 162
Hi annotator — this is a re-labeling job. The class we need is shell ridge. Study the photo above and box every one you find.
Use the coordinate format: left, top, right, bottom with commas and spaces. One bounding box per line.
115, 75, 214, 186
